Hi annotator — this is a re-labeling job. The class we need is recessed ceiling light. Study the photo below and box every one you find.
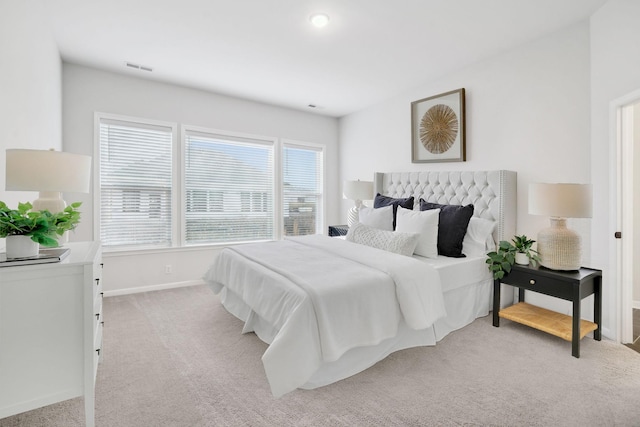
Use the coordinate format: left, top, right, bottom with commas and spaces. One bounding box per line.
309, 13, 330, 28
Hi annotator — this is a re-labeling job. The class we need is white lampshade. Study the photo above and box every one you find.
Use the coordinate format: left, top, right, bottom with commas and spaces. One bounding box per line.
6, 148, 91, 216
529, 183, 592, 218
6, 149, 91, 193
343, 180, 373, 201
528, 183, 592, 271
343, 180, 373, 227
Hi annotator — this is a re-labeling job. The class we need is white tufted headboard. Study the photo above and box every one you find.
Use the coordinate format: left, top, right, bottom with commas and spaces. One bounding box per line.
374, 170, 517, 242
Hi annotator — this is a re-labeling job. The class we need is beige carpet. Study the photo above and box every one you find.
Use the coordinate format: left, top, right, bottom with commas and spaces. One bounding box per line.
2, 284, 640, 427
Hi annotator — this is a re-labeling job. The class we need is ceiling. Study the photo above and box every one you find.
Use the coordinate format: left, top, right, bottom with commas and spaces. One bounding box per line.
42, 0, 607, 117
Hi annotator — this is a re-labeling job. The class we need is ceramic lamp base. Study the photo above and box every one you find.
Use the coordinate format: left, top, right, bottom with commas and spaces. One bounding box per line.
537, 218, 581, 271
347, 200, 363, 227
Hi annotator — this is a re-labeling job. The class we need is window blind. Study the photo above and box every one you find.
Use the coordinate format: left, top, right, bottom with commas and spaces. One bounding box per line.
99, 119, 173, 248
184, 130, 275, 244
282, 143, 323, 236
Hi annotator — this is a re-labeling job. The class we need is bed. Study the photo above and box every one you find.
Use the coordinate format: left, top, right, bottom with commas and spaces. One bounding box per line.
204, 170, 516, 397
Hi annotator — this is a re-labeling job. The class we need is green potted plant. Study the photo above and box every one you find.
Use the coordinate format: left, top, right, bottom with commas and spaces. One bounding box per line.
0, 201, 82, 258
486, 240, 517, 280
486, 235, 542, 280
511, 234, 540, 266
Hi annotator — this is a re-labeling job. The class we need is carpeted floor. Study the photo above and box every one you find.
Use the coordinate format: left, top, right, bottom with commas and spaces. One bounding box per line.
2, 284, 640, 427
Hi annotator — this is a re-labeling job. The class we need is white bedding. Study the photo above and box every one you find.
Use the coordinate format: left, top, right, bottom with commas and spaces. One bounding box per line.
414, 254, 490, 293
204, 235, 447, 397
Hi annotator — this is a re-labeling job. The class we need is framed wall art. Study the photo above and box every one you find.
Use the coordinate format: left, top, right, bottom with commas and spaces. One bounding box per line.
411, 88, 465, 163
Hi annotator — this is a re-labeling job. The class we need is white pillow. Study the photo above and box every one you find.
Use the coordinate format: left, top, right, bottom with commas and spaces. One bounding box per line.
395, 206, 440, 258
346, 222, 420, 257
358, 205, 394, 231
462, 217, 497, 257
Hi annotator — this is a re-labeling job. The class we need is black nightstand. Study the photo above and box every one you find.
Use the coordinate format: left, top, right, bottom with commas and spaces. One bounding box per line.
493, 264, 602, 358
328, 225, 349, 237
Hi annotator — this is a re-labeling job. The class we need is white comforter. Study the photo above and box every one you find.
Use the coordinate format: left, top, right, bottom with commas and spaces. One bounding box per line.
204, 235, 446, 397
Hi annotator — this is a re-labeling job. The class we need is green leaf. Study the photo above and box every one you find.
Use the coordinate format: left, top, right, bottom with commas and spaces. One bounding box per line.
0, 200, 82, 241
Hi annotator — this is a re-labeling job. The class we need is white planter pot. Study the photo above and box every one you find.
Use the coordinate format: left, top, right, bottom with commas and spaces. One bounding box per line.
515, 252, 529, 265
6, 235, 39, 259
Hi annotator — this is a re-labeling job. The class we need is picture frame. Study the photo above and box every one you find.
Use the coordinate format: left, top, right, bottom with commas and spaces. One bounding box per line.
411, 88, 465, 163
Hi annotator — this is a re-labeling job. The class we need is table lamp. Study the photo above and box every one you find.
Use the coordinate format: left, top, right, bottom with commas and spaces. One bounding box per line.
5, 148, 92, 213
528, 183, 592, 271
343, 180, 373, 227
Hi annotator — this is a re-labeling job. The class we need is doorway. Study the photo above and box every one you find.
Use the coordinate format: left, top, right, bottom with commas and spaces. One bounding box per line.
614, 93, 640, 345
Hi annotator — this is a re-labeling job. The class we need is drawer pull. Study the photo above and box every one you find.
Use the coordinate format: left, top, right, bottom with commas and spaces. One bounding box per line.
529, 279, 536, 285
101, 321, 104, 326
96, 349, 101, 356
95, 278, 100, 286
100, 292, 104, 297
95, 313, 100, 320
100, 263, 104, 268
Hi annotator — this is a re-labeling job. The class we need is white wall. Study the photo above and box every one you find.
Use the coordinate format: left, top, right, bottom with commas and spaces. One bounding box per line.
0, 0, 62, 251
340, 22, 591, 234
591, 0, 640, 335
62, 64, 339, 293
339, 23, 594, 323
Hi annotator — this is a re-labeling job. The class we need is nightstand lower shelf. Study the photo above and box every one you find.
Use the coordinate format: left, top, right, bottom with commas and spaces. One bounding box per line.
499, 302, 598, 342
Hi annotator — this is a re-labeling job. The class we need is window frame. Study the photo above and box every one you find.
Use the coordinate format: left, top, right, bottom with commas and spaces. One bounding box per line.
93, 112, 179, 252
94, 113, 326, 253
281, 138, 326, 237
180, 125, 278, 247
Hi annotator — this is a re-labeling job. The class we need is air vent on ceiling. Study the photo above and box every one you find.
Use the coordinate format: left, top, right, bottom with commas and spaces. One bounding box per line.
125, 62, 153, 72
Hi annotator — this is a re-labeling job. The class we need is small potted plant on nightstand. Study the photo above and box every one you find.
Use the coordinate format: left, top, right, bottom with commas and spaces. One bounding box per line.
486, 240, 516, 280
512, 234, 540, 266
486, 235, 542, 280
0, 201, 82, 258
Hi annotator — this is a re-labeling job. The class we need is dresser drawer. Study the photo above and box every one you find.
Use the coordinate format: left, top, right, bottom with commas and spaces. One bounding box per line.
94, 321, 103, 374
93, 299, 103, 336
92, 269, 103, 300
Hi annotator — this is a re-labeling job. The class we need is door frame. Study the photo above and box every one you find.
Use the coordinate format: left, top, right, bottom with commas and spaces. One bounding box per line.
610, 89, 639, 344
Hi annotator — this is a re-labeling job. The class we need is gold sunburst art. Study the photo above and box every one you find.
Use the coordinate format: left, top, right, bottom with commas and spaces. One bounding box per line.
419, 104, 459, 154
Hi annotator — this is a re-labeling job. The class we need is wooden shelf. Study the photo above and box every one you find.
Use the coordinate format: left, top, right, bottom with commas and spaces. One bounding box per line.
499, 302, 598, 342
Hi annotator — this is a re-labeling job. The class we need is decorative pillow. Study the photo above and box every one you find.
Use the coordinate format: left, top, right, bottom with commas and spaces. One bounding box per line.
395, 206, 440, 258
419, 200, 474, 258
358, 205, 394, 231
462, 217, 497, 257
373, 193, 414, 230
345, 222, 420, 257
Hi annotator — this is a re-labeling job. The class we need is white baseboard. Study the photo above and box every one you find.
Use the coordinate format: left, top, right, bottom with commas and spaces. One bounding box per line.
103, 279, 206, 297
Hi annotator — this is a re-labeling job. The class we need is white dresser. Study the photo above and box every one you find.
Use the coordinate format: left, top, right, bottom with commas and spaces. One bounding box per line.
0, 241, 103, 427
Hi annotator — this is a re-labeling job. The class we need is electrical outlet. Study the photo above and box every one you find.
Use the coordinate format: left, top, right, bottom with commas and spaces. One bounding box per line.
165, 265, 172, 274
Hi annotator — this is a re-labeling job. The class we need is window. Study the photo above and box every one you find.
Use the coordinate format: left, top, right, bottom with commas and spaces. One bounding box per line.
96, 114, 324, 250
282, 142, 324, 236
98, 116, 175, 248
183, 128, 275, 245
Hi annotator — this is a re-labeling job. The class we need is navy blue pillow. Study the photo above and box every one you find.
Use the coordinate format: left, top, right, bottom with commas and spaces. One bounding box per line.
419, 200, 474, 258
374, 193, 414, 230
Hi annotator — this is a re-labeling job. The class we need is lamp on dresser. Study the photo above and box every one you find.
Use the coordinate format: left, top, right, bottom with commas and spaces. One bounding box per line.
528, 183, 592, 271
343, 180, 373, 227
